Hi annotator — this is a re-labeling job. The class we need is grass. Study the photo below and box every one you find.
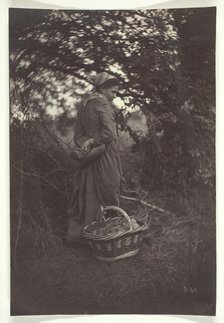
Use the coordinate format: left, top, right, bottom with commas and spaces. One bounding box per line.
11, 188, 216, 315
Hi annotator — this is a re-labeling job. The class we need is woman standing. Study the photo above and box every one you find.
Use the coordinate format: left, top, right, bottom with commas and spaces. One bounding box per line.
67, 72, 123, 241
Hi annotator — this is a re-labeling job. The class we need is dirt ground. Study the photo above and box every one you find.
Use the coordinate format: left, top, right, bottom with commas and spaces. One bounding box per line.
11, 190, 216, 316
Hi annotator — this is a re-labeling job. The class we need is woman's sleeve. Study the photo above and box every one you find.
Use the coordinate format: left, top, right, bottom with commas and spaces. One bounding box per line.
73, 109, 85, 146
93, 102, 117, 146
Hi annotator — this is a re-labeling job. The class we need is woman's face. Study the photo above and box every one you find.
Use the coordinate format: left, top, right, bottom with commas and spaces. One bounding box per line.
102, 85, 118, 102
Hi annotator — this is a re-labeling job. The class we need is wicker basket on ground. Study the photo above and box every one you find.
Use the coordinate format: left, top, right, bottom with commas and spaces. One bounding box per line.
82, 206, 148, 262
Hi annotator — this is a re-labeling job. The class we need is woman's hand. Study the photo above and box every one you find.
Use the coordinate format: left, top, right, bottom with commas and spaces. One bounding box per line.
81, 138, 95, 152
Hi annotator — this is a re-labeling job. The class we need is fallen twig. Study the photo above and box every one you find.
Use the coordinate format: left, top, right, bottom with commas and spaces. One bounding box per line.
120, 194, 175, 216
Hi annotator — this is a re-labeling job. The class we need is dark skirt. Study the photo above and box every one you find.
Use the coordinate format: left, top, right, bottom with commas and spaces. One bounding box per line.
67, 141, 121, 240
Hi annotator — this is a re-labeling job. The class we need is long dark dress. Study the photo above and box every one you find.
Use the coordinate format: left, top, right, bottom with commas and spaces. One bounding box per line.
67, 93, 122, 240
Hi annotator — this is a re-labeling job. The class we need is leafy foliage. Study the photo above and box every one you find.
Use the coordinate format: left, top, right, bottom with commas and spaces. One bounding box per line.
9, 9, 180, 118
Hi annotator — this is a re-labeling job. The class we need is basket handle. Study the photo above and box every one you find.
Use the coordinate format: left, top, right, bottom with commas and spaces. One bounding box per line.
103, 206, 132, 231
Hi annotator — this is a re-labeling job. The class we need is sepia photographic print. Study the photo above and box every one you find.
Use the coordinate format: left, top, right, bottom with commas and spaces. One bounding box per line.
9, 6, 216, 316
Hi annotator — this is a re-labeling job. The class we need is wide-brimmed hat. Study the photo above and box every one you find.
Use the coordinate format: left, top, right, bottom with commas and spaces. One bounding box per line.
88, 72, 116, 88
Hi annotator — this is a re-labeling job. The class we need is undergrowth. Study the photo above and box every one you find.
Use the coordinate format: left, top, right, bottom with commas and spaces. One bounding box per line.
11, 188, 216, 315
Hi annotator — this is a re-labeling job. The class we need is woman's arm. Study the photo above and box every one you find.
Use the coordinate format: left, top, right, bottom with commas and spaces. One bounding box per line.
93, 102, 117, 146
73, 109, 86, 147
